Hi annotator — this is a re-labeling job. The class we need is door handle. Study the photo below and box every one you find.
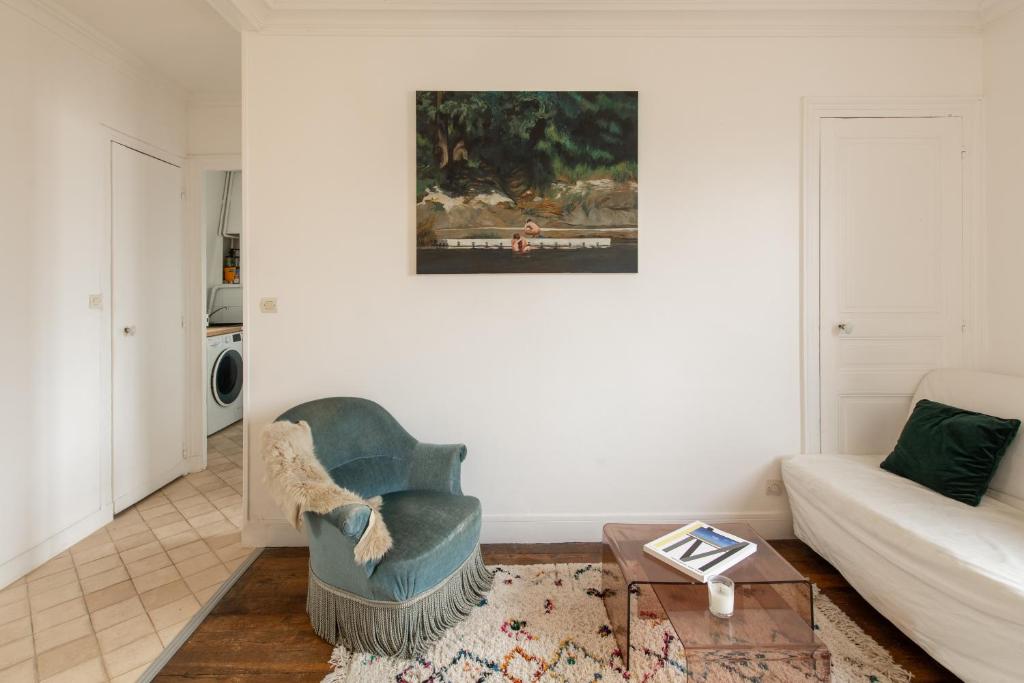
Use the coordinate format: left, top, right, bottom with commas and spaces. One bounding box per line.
123, 326, 136, 336
836, 322, 852, 335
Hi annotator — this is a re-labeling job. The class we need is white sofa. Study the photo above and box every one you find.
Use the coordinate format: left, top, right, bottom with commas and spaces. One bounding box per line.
783, 369, 1024, 683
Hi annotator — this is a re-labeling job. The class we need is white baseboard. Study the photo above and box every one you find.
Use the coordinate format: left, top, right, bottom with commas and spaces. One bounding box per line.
0, 505, 113, 589
482, 512, 794, 542
241, 511, 794, 549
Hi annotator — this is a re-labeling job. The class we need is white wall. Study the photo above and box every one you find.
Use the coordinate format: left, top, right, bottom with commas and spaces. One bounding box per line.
188, 103, 242, 157
242, 32, 983, 546
983, 8, 1024, 377
0, 0, 186, 586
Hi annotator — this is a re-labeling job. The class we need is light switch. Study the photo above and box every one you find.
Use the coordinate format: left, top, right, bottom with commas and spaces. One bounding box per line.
260, 297, 278, 313
89, 294, 103, 310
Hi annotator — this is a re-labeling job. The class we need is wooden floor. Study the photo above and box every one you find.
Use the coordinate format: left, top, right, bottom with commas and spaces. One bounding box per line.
156, 541, 960, 682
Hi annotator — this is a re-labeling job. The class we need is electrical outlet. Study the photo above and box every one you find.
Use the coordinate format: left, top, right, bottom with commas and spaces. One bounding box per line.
260, 297, 278, 313
88, 293, 103, 310
766, 479, 785, 496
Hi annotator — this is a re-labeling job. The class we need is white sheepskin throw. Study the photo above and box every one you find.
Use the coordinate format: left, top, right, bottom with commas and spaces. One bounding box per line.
261, 420, 393, 565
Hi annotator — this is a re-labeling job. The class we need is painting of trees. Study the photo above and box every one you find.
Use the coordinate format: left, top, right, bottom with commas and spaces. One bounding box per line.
416, 91, 638, 200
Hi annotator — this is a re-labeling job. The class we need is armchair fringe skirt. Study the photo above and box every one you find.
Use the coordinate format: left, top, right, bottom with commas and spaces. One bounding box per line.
307, 547, 494, 658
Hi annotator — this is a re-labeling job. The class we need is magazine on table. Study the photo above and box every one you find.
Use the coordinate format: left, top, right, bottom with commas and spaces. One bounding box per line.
643, 521, 757, 582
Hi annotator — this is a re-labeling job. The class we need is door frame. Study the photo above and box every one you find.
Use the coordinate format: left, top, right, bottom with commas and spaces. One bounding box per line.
102, 127, 187, 512
185, 154, 242, 472
800, 97, 984, 453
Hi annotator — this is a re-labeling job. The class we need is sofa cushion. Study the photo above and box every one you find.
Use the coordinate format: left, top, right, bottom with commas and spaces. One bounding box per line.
309, 491, 482, 602
783, 452, 1024, 682
783, 454, 1024, 618
880, 399, 1021, 506
913, 369, 1024, 506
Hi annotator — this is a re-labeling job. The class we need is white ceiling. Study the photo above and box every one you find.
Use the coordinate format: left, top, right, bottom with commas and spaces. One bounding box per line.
48, 0, 241, 100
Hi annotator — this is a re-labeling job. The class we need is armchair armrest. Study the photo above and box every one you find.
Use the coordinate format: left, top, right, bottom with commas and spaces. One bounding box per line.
318, 503, 372, 542
309, 504, 384, 576
408, 442, 467, 494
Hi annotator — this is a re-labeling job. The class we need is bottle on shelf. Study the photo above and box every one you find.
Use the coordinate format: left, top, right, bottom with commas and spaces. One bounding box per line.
223, 247, 241, 284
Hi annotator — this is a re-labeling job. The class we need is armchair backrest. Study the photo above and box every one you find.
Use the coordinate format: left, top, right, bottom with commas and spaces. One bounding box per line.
276, 397, 418, 473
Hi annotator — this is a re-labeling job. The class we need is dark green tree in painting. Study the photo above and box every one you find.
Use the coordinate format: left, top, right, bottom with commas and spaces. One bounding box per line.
416, 91, 638, 200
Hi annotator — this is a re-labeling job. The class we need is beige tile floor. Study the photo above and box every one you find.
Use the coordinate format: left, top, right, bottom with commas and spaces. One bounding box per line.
0, 422, 248, 683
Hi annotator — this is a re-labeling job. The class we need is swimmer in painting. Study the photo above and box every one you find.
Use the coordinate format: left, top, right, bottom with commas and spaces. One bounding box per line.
524, 219, 542, 237
511, 233, 531, 253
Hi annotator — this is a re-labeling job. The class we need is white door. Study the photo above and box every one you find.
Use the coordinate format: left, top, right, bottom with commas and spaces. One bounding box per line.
112, 142, 187, 512
819, 117, 965, 455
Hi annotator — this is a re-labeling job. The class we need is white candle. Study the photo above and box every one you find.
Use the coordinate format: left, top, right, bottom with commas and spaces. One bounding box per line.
708, 577, 734, 618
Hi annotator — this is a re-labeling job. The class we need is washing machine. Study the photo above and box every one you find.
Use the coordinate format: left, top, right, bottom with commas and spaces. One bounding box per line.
207, 331, 243, 435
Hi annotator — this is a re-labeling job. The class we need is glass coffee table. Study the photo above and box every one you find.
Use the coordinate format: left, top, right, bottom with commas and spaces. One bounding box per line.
602, 523, 830, 681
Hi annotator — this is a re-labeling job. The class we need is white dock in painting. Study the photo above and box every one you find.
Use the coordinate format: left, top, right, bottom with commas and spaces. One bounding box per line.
438, 238, 611, 249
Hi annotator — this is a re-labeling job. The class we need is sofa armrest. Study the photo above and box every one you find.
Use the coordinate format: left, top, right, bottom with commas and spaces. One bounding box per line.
408, 442, 467, 494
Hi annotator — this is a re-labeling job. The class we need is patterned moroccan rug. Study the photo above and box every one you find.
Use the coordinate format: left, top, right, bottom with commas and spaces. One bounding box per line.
323, 564, 911, 682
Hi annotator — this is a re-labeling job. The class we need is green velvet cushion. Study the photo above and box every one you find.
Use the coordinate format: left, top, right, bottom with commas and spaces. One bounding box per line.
880, 399, 1021, 506
306, 491, 482, 602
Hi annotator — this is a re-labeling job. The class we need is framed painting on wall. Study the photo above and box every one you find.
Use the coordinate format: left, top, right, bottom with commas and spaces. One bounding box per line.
416, 91, 638, 274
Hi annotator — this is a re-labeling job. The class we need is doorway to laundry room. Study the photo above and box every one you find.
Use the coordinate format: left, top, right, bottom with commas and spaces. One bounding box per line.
199, 166, 244, 475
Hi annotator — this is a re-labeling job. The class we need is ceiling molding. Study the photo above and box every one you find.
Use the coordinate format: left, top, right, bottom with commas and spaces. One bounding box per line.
206, 0, 263, 32
217, 0, 988, 36
263, 0, 979, 11
2, 0, 188, 101
979, 0, 1023, 23
218, 0, 273, 31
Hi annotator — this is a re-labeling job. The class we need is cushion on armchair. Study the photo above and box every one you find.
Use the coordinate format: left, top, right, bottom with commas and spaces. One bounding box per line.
308, 491, 482, 601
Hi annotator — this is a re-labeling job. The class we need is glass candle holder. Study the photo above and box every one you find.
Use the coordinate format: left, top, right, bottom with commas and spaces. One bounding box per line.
707, 575, 735, 618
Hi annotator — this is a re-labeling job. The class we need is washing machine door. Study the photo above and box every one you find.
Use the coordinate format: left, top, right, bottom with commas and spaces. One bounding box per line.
211, 348, 242, 407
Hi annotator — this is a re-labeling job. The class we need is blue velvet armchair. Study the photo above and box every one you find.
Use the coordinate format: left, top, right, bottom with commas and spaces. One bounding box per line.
275, 397, 492, 657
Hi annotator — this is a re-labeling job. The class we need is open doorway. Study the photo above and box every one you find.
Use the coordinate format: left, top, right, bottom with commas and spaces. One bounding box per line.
200, 168, 243, 467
